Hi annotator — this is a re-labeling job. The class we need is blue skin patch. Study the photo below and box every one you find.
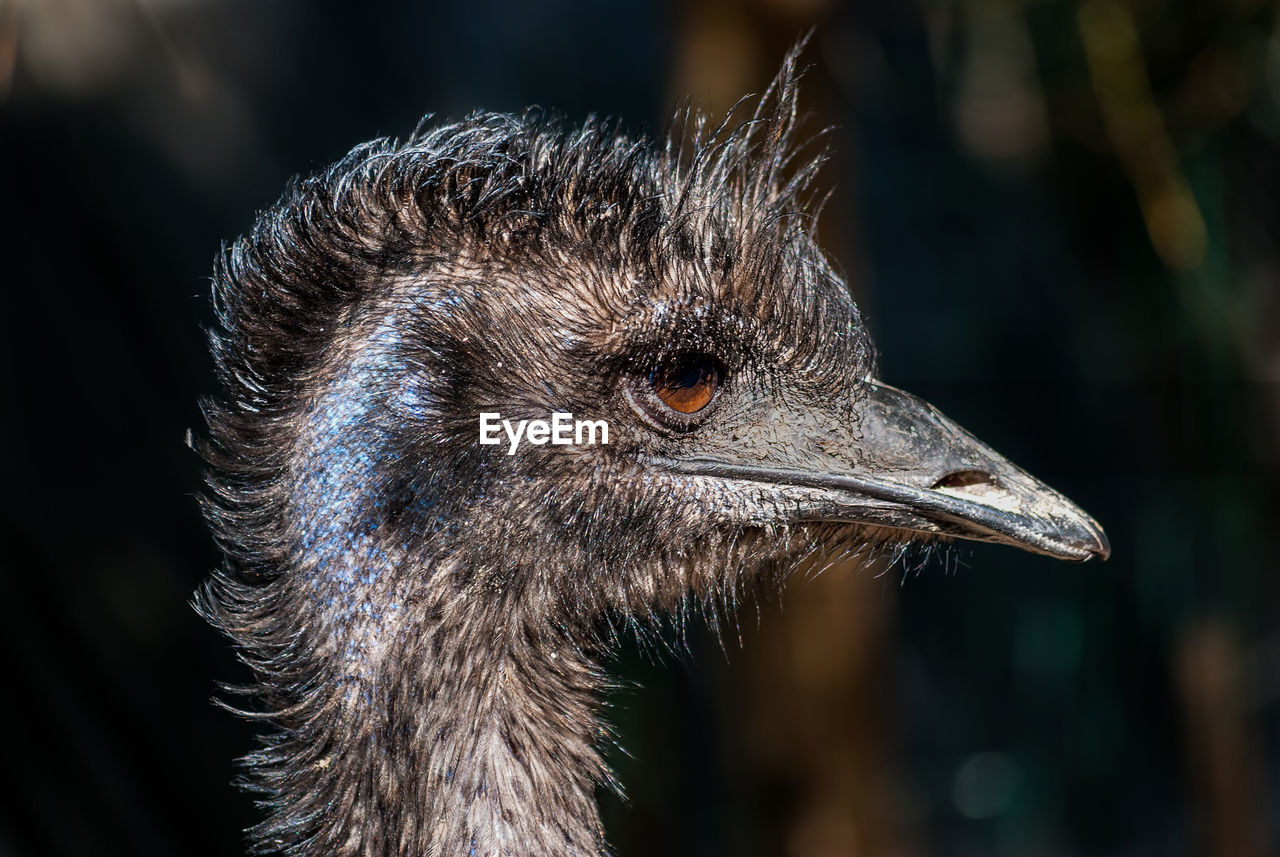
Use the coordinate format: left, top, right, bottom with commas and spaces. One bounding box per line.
291, 316, 423, 677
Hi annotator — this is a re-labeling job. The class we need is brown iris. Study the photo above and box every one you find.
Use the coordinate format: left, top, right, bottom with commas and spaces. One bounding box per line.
651, 354, 721, 414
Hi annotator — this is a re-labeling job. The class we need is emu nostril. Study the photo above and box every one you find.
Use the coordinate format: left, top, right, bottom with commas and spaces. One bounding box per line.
932, 470, 997, 491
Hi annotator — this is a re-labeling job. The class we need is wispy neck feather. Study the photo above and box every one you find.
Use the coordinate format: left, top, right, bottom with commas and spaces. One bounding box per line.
288, 577, 611, 857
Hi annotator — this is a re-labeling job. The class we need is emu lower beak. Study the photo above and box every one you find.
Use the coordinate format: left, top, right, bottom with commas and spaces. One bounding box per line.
662, 382, 1110, 562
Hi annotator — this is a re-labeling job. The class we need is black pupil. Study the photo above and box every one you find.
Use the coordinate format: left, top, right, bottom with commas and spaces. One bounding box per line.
668, 358, 708, 388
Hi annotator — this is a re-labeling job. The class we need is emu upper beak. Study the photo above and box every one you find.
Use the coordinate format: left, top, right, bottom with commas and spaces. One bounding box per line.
659, 381, 1110, 562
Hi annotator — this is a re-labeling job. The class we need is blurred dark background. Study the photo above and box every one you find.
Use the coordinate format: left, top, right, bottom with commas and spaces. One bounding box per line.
2, 0, 1277, 855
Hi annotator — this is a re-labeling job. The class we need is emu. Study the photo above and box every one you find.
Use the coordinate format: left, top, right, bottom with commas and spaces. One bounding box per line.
197, 52, 1108, 857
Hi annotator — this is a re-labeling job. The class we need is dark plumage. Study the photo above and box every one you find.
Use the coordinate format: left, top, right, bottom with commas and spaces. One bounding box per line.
197, 49, 1108, 857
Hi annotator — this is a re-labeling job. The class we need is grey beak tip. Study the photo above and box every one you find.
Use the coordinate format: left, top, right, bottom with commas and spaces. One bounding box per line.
1064, 515, 1111, 562
1089, 524, 1112, 562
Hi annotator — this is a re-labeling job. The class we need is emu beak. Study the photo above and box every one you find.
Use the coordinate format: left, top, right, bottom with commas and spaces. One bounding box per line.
660, 381, 1110, 562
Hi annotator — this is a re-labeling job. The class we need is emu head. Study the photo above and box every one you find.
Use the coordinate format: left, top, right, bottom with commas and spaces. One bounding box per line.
200, 52, 1107, 857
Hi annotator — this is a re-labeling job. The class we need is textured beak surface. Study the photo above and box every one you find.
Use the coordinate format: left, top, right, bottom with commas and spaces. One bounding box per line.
659, 382, 1110, 562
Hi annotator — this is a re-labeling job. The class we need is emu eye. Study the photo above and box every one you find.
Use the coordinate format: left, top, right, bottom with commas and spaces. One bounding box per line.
626, 352, 725, 432
652, 355, 720, 413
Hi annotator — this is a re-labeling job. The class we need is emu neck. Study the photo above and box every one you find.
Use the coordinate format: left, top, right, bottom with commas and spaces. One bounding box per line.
296, 559, 609, 857
280, 327, 611, 856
